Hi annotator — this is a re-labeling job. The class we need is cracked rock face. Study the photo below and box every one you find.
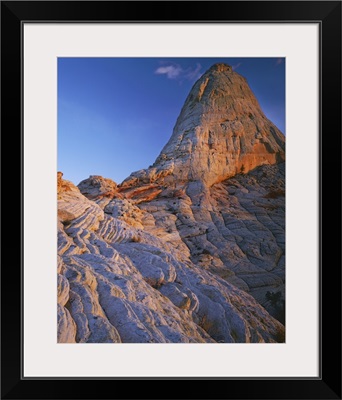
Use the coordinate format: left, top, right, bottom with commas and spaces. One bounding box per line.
58, 63, 285, 343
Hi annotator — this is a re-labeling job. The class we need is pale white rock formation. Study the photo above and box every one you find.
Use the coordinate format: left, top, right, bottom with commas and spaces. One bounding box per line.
78, 175, 118, 200
58, 63, 286, 342
116, 63, 285, 322
129, 163, 285, 323
121, 63, 284, 189
58, 173, 284, 343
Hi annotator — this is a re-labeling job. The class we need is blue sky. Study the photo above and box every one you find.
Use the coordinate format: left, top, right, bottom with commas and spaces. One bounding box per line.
58, 58, 285, 185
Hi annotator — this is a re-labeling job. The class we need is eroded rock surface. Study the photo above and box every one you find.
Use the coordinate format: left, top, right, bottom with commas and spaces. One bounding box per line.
121, 63, 285, 189
58, 174, 284, 343
58, 63, 285, 343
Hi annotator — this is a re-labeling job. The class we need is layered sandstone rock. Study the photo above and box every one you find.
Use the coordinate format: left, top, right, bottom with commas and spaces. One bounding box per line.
121, 63, 284, 189
78, 175, 119, 200
117, 63, 286, 322
58, 63, 286, 343
58, 173, 284, 343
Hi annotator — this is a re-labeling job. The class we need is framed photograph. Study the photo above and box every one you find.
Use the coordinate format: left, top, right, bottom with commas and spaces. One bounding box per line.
1, 1, 341, 398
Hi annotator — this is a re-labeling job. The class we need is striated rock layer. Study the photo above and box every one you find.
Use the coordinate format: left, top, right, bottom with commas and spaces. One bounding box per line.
58, 173, 284, 343
58, 63, 285, 343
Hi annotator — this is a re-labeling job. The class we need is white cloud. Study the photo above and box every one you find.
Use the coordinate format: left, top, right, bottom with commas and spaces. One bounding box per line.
155, 63, 203, 81
155, 65, 183, 79
232, 62, 242, 71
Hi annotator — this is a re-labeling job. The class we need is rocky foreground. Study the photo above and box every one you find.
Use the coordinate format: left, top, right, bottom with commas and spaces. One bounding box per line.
58, 63, 285, 343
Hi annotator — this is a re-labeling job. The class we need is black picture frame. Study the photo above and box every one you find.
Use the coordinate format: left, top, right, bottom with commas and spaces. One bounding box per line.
1, 1, 341, 399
